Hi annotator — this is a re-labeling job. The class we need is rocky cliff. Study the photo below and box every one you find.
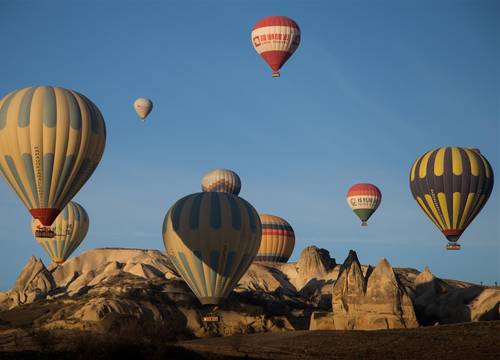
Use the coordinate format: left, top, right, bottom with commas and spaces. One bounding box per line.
331, 251, 418, 330
0, 247, 337, 339
0, 246, 498, 344
413, 266, 499, 325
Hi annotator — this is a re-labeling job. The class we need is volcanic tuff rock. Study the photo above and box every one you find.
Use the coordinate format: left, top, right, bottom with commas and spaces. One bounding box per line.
0, 246, 498, 344
274, 246, 339, 309
309, 311, 334, 330
361, 258, 418, 329
331, 251, 418, 330
0, 247, 337, 339
413, 266, 500, 325
1, 256, 56, 310
331, 250, 366, 328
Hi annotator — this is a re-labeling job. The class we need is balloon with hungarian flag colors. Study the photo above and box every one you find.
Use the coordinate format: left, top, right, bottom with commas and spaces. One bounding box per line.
346, 183, 382, 226
409, 147, 494, 251
251, 16, 301, 77
0, 86, 106, 226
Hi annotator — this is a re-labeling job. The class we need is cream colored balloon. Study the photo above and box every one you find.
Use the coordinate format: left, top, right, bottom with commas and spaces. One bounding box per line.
201, 169, 241, 195
32, 201, 89, 264
0, 86, 106, 226
163, 192, 261, 305
133, 98, 153, 121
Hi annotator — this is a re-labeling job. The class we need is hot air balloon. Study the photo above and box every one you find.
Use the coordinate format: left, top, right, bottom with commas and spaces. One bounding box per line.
251, 16, 301, 77
201, 169, 241, 195
346, 183, 382, 226
133, 98, 153, 121
409, 147, 494, 250
32, 201, 89, 264
255, 214, 295, 263
163, 192, 261, 305
0, 86, 106, 226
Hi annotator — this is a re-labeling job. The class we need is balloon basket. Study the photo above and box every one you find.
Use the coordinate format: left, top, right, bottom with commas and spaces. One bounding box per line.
35, 228, 55, 238
202, 305, 221, 323
271, 72, 280, 78
361, 222, 368, 227
446, 243, 461, 251
202, 312, 220, 323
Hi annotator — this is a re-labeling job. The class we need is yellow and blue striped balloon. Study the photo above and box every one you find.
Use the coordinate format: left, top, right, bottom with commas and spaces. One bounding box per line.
0, 86, 106, 226
410, 147, 494, 249
163, 192, 261, 305
32, 201, 89, 264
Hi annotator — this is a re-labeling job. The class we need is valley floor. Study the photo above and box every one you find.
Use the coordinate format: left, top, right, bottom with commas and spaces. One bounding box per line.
0, 321, 498, 359
181, 321, 500, 360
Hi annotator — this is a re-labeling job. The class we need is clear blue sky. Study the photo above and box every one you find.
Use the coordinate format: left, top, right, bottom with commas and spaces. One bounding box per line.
0, 0, 498, 290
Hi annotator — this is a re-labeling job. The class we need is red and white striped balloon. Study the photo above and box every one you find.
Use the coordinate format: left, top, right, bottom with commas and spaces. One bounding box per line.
251, 16, 301, 77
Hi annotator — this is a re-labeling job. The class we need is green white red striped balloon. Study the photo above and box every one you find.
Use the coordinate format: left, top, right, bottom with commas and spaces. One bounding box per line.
346, 183, 382, 226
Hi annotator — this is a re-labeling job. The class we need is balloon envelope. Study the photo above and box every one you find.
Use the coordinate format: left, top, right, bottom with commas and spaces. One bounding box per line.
201, 169, 241, 195
255, 214, 295, 263
346, 183, 382, 226
0, 86, 106, 225
409, 147, 494, 245
163, 192, 261, 305
32, 201, 89, 264
133, 98, 153, 120
251, 16, 301, 77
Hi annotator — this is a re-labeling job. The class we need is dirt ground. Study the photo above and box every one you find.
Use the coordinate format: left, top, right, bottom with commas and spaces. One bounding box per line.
0, 321, 498, 359
181, 321, 500, 360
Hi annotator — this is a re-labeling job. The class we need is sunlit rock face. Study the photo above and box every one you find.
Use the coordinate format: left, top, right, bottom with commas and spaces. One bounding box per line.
360, 258, 418, 329
331, 251, 418, 330
0, 246, 497, 341
309, 311, 334, 330
0, 248, 334, 338
1, 256, 56, 310
276, 246, 338, 309
331, 250, 366, 330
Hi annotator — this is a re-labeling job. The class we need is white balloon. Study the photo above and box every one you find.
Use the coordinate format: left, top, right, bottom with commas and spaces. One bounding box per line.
134, 98, 153, 120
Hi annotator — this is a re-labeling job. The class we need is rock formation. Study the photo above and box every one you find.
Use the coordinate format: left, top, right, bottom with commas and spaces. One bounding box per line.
279, 246, 337, 291
0, 246, 498, 344
360, 258, 418, 329
276, 246, 338, 310
0, 248, 331, 339
1, 256, 56, 309
413, 266, 500, 325
331, 251, 418, 330
309, 311, 334, 330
